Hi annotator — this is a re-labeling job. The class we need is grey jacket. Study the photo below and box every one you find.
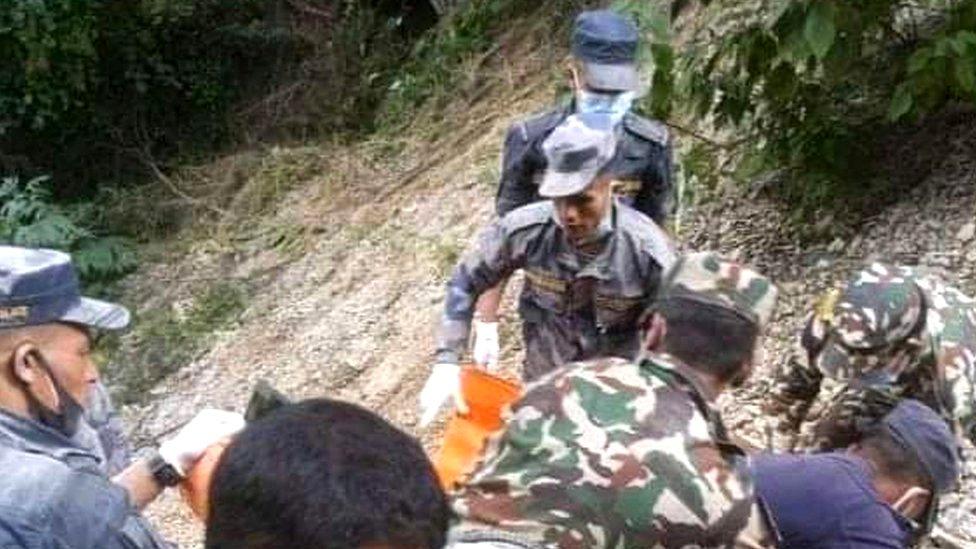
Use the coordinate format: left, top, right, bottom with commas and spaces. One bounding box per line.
496, 104, 673, 224
436, 201, 675, 380
0, 410, 167, 549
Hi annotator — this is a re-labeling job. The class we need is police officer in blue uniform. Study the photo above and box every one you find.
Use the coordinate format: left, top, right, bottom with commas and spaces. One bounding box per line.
419, 114, 675, 426
472, 10, 674, 372
0, 246, 245, 548
497, 10, 673, 223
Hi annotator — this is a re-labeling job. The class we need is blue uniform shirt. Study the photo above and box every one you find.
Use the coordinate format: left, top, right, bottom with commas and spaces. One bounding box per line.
496, 105, 673, 224
752, 453, 912, 548
0, 409, 168, 548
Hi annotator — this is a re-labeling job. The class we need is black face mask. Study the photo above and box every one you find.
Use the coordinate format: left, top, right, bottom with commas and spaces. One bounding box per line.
22, 350, 85, 438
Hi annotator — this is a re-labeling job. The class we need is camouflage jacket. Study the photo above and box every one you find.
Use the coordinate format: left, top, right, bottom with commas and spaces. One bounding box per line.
496, 103, 673, 225
435, 201, 675, 381
773, 265, 976, 444
451, 353, 775, 548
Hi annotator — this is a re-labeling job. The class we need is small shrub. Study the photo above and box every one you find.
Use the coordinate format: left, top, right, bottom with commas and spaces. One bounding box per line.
104, 281, 248, 404
0, 175, 137, 286
660, 0, 976, 216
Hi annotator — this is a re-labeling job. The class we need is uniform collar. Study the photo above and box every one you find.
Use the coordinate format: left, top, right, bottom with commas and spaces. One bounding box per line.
639, 351, 720, 402
0, 407, 99, 466
551, 200, 619, 278
640, 352, 735, 446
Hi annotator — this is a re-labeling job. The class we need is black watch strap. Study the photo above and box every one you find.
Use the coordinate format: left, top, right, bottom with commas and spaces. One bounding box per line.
148, 452, 183, 488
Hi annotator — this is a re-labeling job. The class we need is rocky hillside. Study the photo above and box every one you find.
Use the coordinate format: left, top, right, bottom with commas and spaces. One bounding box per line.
109, 16, 976, 549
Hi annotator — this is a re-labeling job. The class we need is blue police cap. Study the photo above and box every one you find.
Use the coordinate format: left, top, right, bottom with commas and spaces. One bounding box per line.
572, 10, 640, 92
0, 246, 130, 331
882, 399, 960, 494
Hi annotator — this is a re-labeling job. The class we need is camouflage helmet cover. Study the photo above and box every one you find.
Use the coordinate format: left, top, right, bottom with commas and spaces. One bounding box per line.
657, 252, 778, 327
803, 263, 925, 380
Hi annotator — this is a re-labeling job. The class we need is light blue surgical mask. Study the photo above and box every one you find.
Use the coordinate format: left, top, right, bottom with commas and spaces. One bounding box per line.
576, 90, 635, 124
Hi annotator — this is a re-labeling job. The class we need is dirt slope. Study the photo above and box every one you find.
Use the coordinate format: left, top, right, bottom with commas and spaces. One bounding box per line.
115, 29, 976, 549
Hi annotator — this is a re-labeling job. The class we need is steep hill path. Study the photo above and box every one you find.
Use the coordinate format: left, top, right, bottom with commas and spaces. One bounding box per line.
116, 35, 976, 549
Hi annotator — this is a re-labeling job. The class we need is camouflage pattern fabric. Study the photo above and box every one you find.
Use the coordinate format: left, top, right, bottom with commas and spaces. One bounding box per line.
657, 252, 778, 328
451, 353, 774, 548
435, 200, 675, 381
767, 263, 976, 448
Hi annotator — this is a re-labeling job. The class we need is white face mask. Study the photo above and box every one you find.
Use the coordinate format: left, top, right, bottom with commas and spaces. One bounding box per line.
576, 90, 635, 124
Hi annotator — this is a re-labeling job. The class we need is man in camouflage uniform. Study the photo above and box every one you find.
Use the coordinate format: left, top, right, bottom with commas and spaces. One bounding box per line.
472, 9, 673, 372
447, 252, 779, 549
765, 262, 976, 451
418, 113, 675, 426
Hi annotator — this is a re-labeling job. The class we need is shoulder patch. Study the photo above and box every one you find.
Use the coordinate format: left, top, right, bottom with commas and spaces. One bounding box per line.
514, 107, 567, 142
623, 113, 670, 146
616, 204, 677, 269
501, 201, 555, 234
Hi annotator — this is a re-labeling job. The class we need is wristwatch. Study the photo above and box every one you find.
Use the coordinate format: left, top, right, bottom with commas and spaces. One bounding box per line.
147, 451, 183, 488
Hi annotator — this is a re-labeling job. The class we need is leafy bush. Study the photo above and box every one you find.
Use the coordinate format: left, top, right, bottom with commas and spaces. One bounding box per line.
0, 176, 136, 284
662, 0, 976, 213
0, 0, 304, 193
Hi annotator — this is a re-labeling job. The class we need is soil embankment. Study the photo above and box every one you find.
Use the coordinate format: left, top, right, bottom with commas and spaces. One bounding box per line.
116, 27, 976, 549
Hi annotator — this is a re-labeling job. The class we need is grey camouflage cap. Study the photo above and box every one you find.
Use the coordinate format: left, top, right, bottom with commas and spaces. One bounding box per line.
657, 252, 778, 327
572, 10, 640, 92
0, 245, 130, 331
802, 263, 924, 379
539, 113, 617, 198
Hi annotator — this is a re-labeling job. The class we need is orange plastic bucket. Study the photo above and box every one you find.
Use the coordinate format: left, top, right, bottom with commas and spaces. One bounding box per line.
434, 366, 521, 490
179, 439, 230, 521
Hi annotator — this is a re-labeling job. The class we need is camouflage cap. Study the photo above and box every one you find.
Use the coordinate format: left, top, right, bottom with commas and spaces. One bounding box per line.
803, 263, 925, 379
657, 252, 778, 327
539, 113, 617, 198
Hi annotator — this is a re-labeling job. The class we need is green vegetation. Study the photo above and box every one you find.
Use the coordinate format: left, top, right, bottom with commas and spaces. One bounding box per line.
378, 0, 593, 130
648, 0, 976, 215
1, 0, 305, 190
0, 176, 136, 287
104, 281, 248, 404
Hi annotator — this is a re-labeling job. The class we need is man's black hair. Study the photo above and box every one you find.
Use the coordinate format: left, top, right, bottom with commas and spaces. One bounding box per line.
206, 398, 449, 549
859, 424, 930, 490
654, 298, 759, 383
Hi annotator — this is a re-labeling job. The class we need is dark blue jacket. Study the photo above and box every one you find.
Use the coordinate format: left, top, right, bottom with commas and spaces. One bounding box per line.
752, 453, 912, 548
0, 410, 167, 548
496, 103, 673, 224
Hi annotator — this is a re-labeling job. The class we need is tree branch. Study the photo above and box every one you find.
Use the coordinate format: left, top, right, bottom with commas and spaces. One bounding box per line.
133, 144, 229, 218
662, 120, 745, 150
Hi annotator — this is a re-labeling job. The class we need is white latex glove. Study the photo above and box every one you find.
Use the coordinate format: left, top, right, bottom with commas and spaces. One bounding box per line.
418, 363, 467, 427
158, 409, 246, 475
472, 320, 500, 371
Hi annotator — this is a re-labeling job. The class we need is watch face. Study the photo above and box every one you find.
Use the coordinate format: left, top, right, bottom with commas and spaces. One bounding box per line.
151, 455, 182, 487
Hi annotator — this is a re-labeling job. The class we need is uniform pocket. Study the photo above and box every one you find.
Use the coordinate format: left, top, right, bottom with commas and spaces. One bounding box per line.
594, 291, 646, 332
522, 269, 568, 317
